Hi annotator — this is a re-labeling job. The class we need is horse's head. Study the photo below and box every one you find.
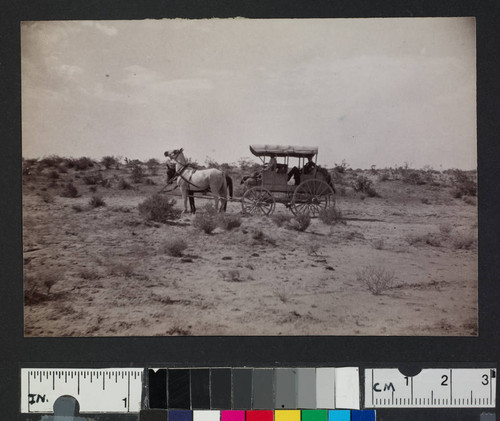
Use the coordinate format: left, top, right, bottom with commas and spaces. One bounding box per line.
164, 148, 184, 161
166, 163, 177, 182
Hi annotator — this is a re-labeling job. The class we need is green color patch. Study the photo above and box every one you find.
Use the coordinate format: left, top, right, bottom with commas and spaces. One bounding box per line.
302, 410, 328, 421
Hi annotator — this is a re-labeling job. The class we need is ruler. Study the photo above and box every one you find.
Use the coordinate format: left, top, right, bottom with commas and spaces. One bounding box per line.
364, 368, 496, 408
20, 368, 143, 413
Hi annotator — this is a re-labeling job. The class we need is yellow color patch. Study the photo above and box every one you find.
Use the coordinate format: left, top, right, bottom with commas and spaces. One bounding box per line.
275, 410, 301, 421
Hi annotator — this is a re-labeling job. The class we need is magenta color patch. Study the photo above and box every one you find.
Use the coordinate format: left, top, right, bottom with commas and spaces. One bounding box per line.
221, 410, 246, 421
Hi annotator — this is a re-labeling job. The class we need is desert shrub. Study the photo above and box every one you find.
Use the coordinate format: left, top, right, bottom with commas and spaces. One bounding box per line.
24, 268, 64, 304
58, 163, 68, 173
60, 182, 79, 198
405, 233, 441, 247
463, 196, 476, 205
101, 156, 119, 169
274, 287, 291, 303
371, 239, 385, 250
438, 223, 453, 236
271, 213, 292, 227
74, 157, 94, 170
146, 158, 160, 175
79, 269, 101, 280
101, 177, 111, 188
89, 195, 106, 208
378, 171, 390, 182
72, 204, 84, 212
40, 155, 63, 168
138, 194, 181, 223
451, 232, 477, 250
451, 170, 476, 198
333, 159, 349, 174
352, 176, 379, 197
318, 206, 343, 225
48, 170, 59, 180
307, 242, 321, 255
403, 170, 427, 185
41, 192, 54, 203
251, 228, 276, 245
118, 178, 132, 190
356, 266, 396, 295
163, 237, 188, 257
287, 212, 311, 232
192, 204, 218, 234
107, 262, 135, 277
131, 165, 144, 183
217, 213, 242, 230
221, 269, 241, 282
144, 178, 156, 185
89, 186, 97, 193
82, 173, 102, 185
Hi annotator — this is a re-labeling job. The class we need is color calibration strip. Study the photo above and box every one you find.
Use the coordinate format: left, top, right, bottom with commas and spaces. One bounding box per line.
140, 409, 375, 421
148, 368, 360, 411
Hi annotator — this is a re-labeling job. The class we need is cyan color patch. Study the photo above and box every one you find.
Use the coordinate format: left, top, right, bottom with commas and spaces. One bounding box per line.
328, 410, 350, 421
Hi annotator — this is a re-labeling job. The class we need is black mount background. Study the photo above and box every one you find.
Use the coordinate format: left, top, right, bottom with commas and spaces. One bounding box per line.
1, 1, 499, 420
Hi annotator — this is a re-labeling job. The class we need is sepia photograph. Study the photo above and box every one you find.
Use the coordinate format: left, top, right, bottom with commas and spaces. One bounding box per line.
22, 17, 477, 337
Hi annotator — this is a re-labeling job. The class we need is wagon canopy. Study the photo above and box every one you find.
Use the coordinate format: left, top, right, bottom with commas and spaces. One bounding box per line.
249, 145, 318, 158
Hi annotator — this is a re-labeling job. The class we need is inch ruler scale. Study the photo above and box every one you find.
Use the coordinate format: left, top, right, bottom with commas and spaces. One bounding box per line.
21, 368, 144, 413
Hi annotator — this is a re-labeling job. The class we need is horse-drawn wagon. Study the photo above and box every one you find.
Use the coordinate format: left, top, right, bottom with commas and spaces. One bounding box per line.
241, 145, 335, 217
164, 145, 335, 217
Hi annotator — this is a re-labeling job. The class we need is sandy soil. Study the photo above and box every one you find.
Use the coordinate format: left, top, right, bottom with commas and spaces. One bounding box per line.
23, 164, 478, 336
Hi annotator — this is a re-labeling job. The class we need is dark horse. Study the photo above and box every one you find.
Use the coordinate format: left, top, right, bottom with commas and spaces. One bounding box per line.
166, 164, 233, 213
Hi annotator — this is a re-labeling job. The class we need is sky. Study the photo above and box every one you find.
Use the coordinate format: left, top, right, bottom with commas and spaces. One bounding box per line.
21, 18, 476, 169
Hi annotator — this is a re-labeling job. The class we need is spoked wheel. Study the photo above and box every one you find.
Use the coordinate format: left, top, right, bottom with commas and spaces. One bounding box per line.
241, 187, 276, 216
290, 179, 335, 217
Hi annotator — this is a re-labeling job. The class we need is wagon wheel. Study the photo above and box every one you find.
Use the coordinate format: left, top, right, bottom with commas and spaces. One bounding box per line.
290, 179, 335, 217
241, 187, 276, 216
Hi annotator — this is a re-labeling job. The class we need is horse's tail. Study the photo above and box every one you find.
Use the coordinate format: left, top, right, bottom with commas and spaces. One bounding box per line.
226, 175, 233, 198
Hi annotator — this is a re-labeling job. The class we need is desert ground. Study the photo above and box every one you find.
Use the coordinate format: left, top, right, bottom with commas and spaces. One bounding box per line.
22, 157, 478, 336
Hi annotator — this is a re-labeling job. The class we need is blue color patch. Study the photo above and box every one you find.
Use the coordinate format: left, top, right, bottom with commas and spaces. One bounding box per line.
351, 410, 375, 421
328, 410, 350, 421
169, 410, 194, 421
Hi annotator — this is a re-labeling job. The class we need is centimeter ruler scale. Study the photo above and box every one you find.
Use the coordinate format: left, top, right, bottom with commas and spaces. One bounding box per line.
364, 368, 496, 408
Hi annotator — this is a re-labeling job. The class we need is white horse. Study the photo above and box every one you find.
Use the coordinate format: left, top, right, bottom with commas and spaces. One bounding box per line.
164, 149, 228, 213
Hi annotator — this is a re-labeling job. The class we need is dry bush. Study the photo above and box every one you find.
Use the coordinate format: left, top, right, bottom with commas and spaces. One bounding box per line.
352, 176, 379, 197
287, 212, 311, 232
79, 268, 101, 280
74, 157, 94, 171
318, 206, 343, 225
356, 266, 397, 295
271, 213, 292, 227
101, 156, 119, 169
41, 192, 54, 203
217, 213, 242, 230
60, 182, 80, 198
72, 204, 84, 212
463, 196, 476, 206
451, 232, 477, 250
405, 233, 441, 247
82, 173, 102, 185
438, 223, 453, 236
131, 165, 144, 183
251, 228, 276, 245
450, 170, 476, 198
274, 287, 291, 303
221, 269, 242, 282
48, 170, 59, 180
117, 178, 131, 190
371, 239, 385, 250
24, 268, 64, 305
138, 194, 181, 223
307, 242, 321, 255
192, 204, 218, 234
89, 195, 106, 208
163, 237, 188, 257
107, 262, 135, 277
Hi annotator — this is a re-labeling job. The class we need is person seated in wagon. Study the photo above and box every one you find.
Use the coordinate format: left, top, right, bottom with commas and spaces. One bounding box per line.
287, 155, 316, 185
